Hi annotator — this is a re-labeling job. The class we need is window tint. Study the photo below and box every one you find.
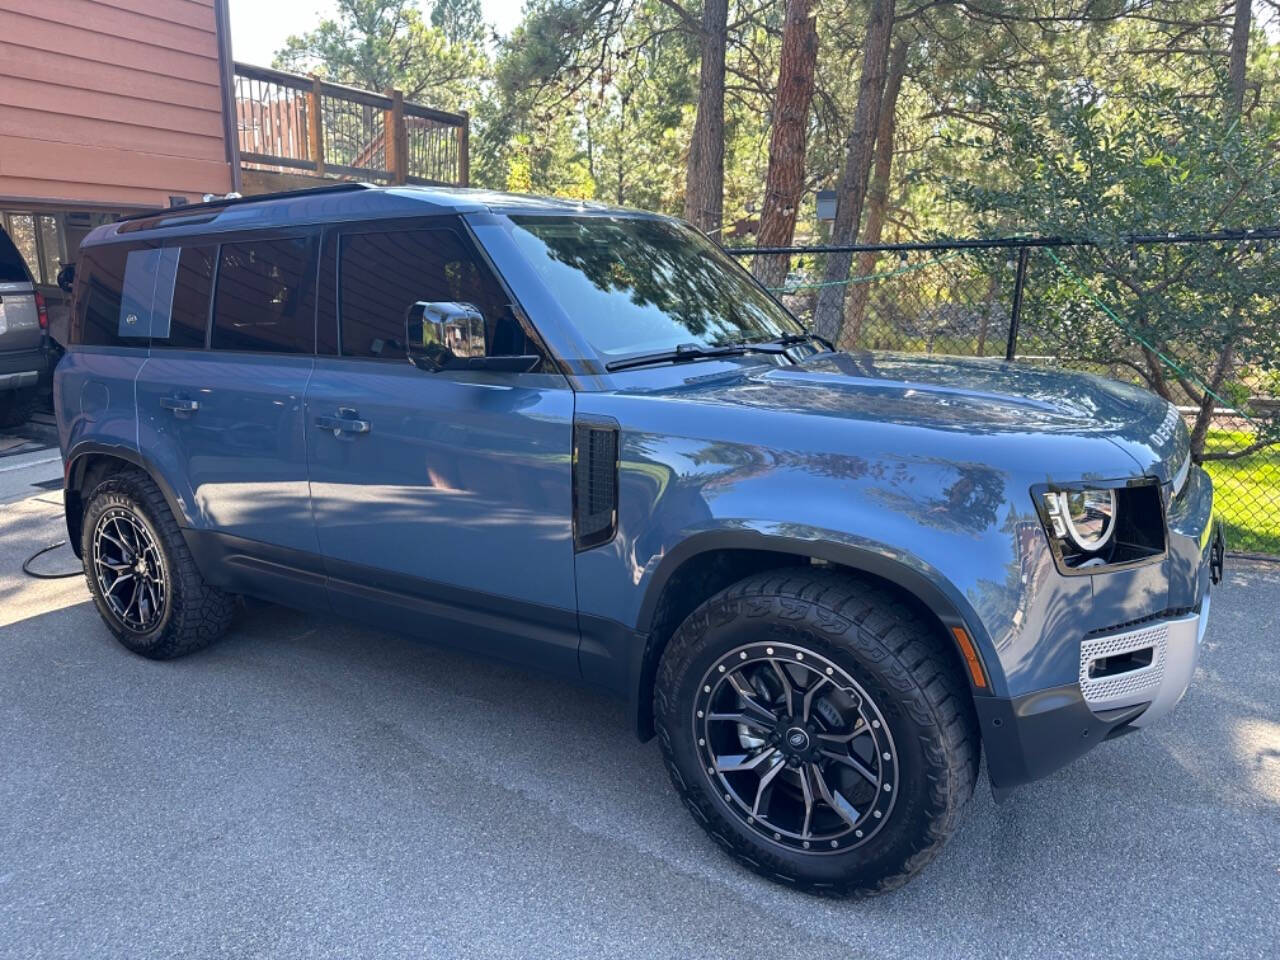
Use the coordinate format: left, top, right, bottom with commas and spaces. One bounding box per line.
316, 232, 338, 356
155, 246, 215, 349
338, 228, 536, 362
75, 245, 130, 346
211, 237, 316, 354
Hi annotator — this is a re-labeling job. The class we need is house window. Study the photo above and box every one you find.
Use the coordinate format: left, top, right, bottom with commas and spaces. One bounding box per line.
0, 211, 67, 285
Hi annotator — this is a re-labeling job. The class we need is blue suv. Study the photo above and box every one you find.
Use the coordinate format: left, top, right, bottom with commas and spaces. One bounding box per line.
55, 183, 1222, 895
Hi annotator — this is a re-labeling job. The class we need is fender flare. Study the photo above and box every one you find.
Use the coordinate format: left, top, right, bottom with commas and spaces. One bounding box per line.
62, 440, 192, 556
627, 528, 1005, 738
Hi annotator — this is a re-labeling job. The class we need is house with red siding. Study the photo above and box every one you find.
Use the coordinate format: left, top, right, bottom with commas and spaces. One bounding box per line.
0, 0, 468, 314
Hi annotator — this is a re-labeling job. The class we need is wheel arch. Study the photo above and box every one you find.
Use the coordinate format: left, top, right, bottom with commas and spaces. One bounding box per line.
63, 442, 191, 558
629, 530, 1002, 741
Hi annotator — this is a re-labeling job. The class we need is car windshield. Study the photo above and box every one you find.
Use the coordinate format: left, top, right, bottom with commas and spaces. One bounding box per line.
506, 215, 804, 359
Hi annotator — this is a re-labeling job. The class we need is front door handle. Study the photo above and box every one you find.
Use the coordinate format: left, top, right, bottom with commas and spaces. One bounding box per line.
159, 395, 199, 414
315, 408, 371, 435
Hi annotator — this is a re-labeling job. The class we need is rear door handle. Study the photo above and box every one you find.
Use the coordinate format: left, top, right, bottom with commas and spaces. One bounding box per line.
159, 396, 199, 414
315, 408, 371, 434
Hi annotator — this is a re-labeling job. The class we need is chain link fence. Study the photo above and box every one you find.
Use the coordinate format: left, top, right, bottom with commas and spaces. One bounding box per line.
728, 232, 1280, 556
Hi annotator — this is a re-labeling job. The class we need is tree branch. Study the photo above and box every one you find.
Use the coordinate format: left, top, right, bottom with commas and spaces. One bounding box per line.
1198, 436, 1280, 462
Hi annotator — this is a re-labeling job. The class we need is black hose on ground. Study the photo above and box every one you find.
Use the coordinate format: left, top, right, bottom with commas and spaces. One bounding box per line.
22, 541, 81, 579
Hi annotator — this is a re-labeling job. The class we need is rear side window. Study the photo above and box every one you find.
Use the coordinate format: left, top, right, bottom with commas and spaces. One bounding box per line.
211, 237, 316, 354
155, 246, 215, 349
337, 228, 534, 361
75, 245, 130, 346
119, 247, 179, 338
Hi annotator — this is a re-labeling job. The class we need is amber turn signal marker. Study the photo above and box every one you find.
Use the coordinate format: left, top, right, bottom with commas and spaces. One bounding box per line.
950, 626, 987, 690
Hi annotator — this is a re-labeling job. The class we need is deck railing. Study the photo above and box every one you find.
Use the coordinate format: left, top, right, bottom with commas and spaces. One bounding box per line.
233, 62, 469, 187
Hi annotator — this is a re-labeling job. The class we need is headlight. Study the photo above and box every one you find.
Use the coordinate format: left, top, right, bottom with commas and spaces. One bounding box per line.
1053, 488, 1117, 551
1035, 479, 1166, 574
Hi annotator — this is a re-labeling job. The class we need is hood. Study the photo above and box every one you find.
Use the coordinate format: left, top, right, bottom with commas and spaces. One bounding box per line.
636, 352, 1188, 483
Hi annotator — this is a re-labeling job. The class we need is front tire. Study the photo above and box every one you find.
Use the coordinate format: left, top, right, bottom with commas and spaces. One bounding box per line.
81, 469, 235, 659
654, 568, 978, 896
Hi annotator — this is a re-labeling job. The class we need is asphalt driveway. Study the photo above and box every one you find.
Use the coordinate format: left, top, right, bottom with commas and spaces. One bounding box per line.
1, 487, 1276, 959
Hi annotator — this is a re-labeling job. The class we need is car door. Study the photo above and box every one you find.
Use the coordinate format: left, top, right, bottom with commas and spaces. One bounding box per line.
134, 233, 323, 604
305, 218, 579, 675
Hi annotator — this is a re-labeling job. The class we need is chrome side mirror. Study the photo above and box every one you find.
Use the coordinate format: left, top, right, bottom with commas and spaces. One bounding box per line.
406, 301, 486, 372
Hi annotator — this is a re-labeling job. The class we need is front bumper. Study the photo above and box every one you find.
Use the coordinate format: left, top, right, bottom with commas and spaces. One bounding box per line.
980, 514, 1221, 797
1079, 597, 1210, 728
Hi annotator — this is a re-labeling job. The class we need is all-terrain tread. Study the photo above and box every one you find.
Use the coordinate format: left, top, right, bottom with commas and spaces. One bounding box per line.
654, 567, 979, 897
81, 469, 235, 659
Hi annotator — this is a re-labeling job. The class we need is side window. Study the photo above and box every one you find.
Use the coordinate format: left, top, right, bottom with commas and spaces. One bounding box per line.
154, 246, 215, 349
75, 245, 130, 347
119, 247, 178, 339
338, 228, 538, 363
211, 237, 316, 354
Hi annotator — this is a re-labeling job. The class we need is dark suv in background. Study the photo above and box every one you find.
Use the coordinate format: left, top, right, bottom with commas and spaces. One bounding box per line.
0, 224, 49, 427
55, 183, 1220, 895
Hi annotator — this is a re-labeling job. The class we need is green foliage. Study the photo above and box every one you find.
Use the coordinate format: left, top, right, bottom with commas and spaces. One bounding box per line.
474, 0, 699, 203
947, 72, 1280, 459
431, 0, 483, 44
274, 0, 488, 113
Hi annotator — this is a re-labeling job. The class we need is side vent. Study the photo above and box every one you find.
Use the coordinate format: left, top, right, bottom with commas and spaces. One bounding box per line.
573, 418, 620, 551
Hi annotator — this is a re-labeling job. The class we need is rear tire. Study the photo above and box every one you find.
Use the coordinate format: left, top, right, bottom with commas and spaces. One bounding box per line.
81, 469, 235, 659
654, 567, 979, 896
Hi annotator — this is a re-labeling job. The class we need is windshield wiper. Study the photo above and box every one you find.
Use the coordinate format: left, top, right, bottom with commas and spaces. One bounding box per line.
605, 342, 749, 372
738, 331, 835, 352
605, 332, 832, 373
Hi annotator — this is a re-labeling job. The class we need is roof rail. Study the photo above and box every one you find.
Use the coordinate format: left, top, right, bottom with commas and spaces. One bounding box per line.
115, 182, 376, 229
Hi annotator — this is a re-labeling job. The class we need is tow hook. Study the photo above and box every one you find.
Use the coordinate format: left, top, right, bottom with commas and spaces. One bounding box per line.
1210, 522, 1226, 586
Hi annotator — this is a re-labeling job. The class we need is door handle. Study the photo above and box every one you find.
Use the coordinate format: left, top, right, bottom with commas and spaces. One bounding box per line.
159, 396, 199, 414
315, 409, 371, 434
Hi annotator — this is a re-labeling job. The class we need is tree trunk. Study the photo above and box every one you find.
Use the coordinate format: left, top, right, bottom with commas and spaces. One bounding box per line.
842, 37, 909, 349
751, 0, 819, 290
1228, 0, 1251, 115
811, 0, 896, 342
1189, 337, 1238, 462
684, 0, 729, 235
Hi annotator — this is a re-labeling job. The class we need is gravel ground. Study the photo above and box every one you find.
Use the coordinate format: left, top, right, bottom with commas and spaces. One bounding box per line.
0, 490, 1276, 960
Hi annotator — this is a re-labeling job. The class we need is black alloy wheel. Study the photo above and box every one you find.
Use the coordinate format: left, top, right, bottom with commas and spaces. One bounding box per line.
655, 567, 979, 896
694, 642, 898, 853
92, 507, 168, 633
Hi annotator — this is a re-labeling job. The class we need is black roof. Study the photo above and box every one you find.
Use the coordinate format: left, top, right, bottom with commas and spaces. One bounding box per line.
84, 183, 664, 248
